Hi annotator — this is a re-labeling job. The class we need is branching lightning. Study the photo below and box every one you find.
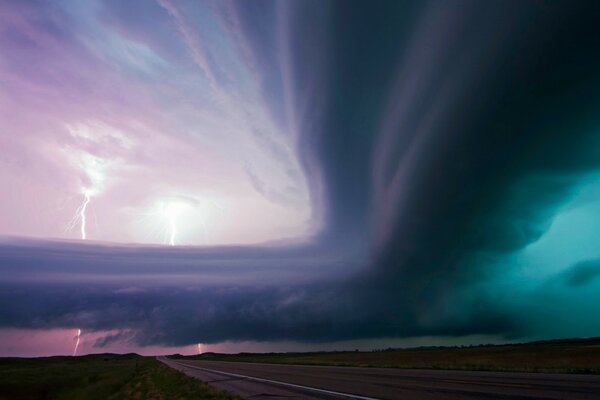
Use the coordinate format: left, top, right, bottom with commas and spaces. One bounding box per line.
79, 190, 91, 240
73, 329, 81, 356
67, 189, 93, 240
66, 152, 109, 240
64, 122, 128, 241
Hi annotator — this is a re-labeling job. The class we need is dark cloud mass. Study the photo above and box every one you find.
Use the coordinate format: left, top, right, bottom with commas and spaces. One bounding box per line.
564, 259, 600, 288
1, 0, 600, 349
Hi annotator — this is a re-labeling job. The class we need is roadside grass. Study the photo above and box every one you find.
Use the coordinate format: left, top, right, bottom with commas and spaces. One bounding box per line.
0, 354, 239, 400
176, 338, 600, 375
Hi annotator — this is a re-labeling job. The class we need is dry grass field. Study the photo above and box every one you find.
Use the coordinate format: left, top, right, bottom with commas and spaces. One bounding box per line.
0, 354, 239, 400
176, 337, 600, 374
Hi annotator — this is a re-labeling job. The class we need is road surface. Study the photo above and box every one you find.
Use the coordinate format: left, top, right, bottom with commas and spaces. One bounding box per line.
159, 357, 600, 399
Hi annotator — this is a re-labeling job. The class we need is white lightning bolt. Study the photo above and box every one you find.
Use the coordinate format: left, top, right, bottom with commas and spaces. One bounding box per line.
73, 329, 81, 356
79, 191, 91, 240
134, 195, 220, 246
197, 343, 202, 354
162, 201, 186, 246
65, 148, 112, 241
168, 213, 176, 246
67, 190, 93, 240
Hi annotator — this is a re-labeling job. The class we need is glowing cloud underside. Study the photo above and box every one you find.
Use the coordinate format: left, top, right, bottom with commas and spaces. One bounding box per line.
134, 196, 220, 246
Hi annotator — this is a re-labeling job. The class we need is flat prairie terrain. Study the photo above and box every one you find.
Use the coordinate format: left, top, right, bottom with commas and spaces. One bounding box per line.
0, 354, 239, 400
176, 337, 600, 374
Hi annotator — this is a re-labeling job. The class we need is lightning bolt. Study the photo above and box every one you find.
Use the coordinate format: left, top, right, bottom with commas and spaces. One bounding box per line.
162, 201, 184, 246
67, 190, 93, 240
79, 191, 91, 240
136, 196, 217, 246
168, 214, 176, 246
197, 343, 202, 354
73, 329, 81, 356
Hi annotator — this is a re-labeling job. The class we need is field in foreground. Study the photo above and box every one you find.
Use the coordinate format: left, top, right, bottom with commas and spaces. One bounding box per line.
0, 354, 239, 400
175, 337, 600, 375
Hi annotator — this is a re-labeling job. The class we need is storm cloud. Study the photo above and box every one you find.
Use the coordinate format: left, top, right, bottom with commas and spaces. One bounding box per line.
1, 0, 600, 351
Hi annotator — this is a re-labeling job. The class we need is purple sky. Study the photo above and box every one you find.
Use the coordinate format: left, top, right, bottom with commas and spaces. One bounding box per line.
0, 0, 313, 247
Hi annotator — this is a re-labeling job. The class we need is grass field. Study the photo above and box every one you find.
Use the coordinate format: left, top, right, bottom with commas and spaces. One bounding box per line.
175, 337, 600, 375
0, 354, 239, 400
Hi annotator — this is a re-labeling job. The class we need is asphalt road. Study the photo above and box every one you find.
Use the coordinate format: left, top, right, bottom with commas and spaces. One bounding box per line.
159, 357, 600, 400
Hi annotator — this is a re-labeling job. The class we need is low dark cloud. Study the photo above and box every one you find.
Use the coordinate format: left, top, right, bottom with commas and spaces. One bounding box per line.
0, 279, 514, 346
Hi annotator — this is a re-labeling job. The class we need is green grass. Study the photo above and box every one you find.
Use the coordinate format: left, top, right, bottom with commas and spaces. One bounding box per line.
175, 337, 600, 375
0, 354, 239, 400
